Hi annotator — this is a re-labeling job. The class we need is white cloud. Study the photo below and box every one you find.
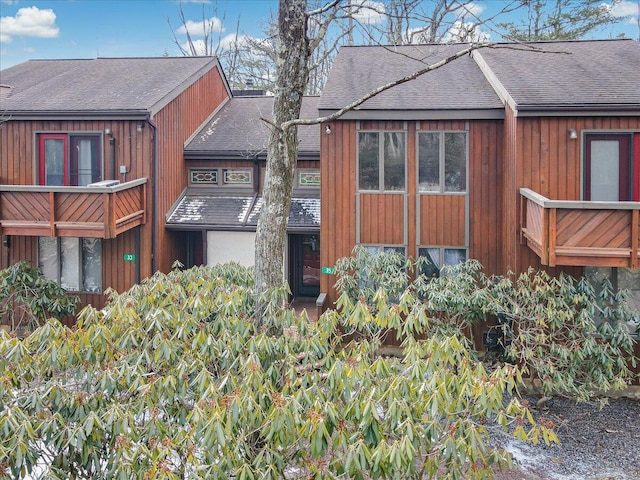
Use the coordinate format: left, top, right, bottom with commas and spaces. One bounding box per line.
605, 0, 638, 17
176, 16, 224, 36
349, 0, 386, 25
454, 2, 485, 18
444, 21, 490, 43
0, 6, 60, 43
181, 39, 208, 55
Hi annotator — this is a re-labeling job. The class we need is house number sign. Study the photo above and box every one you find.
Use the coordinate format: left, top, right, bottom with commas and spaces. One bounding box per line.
123, 254, 136, 262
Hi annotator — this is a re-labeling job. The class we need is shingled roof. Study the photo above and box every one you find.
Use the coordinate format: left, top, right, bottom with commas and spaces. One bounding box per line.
318, 43, 504, 118
185, 95, 320, 159
474, 39, 640, 113
0, 57, 222, 117
166, 191, 320, 231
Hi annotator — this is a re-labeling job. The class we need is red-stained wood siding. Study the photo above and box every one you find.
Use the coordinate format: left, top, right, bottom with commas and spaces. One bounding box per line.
320, 118, 504, 304
0, 119, 153, 309
152, 66, 229, 273
510, 115, 640, 278
419, 195, 465, 246
0, 63, 230, 314
359, 194, 405, 244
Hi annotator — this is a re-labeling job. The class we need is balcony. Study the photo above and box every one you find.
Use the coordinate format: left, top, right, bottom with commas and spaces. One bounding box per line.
520, 188, 640, 269
0, 178, 147, 239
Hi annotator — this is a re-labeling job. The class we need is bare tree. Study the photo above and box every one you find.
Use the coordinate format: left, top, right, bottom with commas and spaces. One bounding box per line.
497, 0, 624, 41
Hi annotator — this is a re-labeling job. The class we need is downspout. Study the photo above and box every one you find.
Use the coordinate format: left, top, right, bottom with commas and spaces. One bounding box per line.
147, 115, 158, 273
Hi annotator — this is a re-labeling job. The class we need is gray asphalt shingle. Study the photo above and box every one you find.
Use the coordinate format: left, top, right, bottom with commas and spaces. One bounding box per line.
476, 39, 640, 109
318, 43, 503, 112
0, 57, 218, 114
186, 96, 320, 158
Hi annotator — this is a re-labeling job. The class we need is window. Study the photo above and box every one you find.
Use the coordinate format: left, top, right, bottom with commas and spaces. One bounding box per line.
358, 131, 406, 191
190, 169, 218, 185
38, 133, 102, 186
363, 245, 406, 256
223, 168, 252, 185
418, 131, 467, 192
38, 237, 102, 293
297, 169, 320, 188
418, 247, 467, 278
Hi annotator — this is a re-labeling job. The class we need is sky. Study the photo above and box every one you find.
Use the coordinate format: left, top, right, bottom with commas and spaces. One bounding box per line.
1, 0, 639, 71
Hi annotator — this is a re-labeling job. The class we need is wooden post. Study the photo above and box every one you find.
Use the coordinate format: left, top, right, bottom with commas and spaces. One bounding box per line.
631, 209, 639, 270
49, 191, 56, 237
541, 204, 549, 265
548, 208, 557, 267
519, 194, 526, 245
103, 192, 113, 238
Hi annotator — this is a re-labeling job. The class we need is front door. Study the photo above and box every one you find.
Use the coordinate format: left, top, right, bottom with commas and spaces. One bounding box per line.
290, 234, 320, 298
584, 134, 632, 201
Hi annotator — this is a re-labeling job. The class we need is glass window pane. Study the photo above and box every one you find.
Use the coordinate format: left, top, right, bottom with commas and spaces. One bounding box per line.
444, 248, 466, 266
444, 132, 466, 192
38, 237, 59, 283
71, 136, 101, 186
590, 140, 619, 201
383, 246, 405, 256
358, 132, 379, 190
60, 237, 80, 291
44, 139, 65, 186
383, 132, 405, 191
82, 238, 102, 293
418, 247, 441, 279
418, 132, 440, 192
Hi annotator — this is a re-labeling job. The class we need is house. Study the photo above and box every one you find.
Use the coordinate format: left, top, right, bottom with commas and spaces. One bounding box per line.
0, 57, 230, 318
317, 39, 640, 312
165, 94, 321, 299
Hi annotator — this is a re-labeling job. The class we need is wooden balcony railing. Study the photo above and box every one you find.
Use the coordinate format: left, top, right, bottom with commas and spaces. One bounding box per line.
0, 178, 147, 239
520, 188, 639, 269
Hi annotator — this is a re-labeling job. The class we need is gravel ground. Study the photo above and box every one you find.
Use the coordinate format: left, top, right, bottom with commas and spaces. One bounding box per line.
492, 396, 640, 480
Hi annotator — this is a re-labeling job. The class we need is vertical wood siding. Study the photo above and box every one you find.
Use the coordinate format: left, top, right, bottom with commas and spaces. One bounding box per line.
152, 66, 229, 273
419, 195, 465, 246
510, 115, 640, 278
359, 193, 405, 244
0, 64, 230, 312
320, 118, 504, 304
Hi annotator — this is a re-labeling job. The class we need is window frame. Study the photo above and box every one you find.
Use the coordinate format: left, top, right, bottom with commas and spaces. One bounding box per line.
357, 130, 407, 192
38, 237, 103, 293
418, 246, 467, 278
36, 132, 104, 186
417, 130, 468, 194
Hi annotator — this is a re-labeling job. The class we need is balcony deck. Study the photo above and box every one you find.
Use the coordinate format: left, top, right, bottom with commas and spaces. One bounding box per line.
520, 188, 640, 269
0, 178, 147, 239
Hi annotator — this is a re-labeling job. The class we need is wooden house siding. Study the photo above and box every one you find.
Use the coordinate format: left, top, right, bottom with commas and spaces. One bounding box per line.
510, 115, 640, 278
152, 66, 229, 273
320, 118, 504, 304
0, 119, 154, 306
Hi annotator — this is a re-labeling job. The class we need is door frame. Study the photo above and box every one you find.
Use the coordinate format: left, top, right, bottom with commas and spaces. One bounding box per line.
288, 233, 320, 298
584, 133, 632, 201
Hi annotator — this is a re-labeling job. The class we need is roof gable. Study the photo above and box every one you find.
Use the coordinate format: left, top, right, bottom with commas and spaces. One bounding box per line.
0, 57, 223, 116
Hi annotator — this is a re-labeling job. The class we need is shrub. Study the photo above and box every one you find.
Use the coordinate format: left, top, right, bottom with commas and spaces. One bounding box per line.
0, 261, 79, 333
0, 263, 550, 479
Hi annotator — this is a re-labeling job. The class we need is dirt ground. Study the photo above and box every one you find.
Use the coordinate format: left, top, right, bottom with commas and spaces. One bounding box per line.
492, 395, 640, 480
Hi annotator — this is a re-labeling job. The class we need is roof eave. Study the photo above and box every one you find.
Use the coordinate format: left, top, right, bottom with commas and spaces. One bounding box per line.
1, 109, 150, 121
318, 108, 505, 120
515, 105, 640, 117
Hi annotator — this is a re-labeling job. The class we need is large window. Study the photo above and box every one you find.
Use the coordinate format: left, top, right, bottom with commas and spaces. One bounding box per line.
358, 131, 406, 191
418, 131, 467, 192
418, 247, 467, 278
38, 237, 102, 293
38, 133, 102, 186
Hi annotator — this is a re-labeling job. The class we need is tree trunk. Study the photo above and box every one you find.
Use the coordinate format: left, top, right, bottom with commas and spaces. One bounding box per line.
254, 0, 310, 321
